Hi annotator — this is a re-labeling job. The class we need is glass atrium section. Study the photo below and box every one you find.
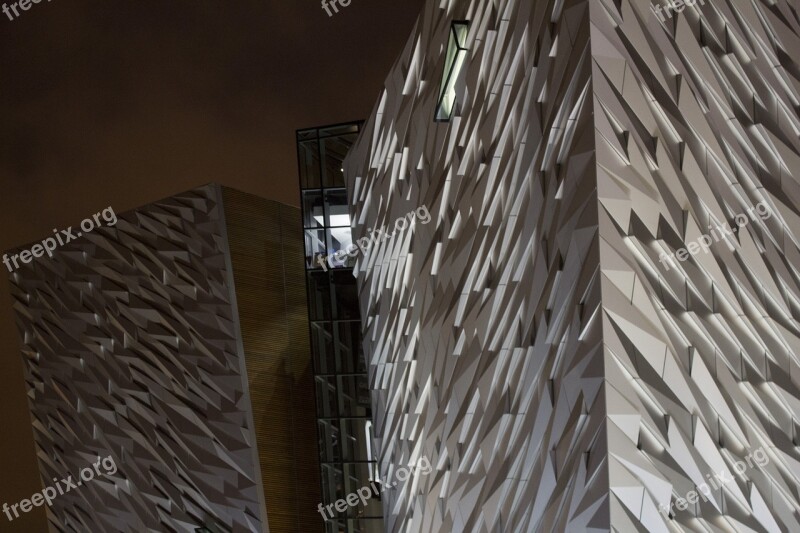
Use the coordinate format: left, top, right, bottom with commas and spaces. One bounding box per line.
435, 21, 469, 121
297, 123, 382, 533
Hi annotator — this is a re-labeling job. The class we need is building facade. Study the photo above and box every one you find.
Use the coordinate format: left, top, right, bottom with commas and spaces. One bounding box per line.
223, 187, 324, 533
344, 0, 800, 531
297, 123, 383, 533
8, 184, 322, 532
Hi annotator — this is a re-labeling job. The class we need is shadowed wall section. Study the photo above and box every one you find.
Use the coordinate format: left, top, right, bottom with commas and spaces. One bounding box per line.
222, 187, 323, 533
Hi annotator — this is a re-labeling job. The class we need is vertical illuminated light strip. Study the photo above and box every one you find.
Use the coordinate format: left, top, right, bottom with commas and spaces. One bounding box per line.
435, 21, 469, 122
365, 420, 380, 483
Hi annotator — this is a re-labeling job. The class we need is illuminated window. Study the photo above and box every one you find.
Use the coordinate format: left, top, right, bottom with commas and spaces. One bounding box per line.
435, 21, 469, 122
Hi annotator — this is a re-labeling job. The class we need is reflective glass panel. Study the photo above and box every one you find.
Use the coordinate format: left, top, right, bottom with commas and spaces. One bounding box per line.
305, 229, 327, 269
435, 22, 470, 121
327, 228, 354, 269
341, 418, 372, 462
320, 463, 345, 507
331, 271, 359, 320
311, 321, 335, 374
350, 518, 384, 531
335, 321, 366, 373
322, 134, 358, 187
338, 375, 371, 417
318, 419, 341, 463
316, 375, 339, 418
324, 188, 351, 227
307, 271, 331, 321
298, 139, 321, 188
343, 463, 382, 517
303, 190, 325, 229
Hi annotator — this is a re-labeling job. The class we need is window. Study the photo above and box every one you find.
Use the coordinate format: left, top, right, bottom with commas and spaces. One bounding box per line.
435, 21, 469, 122
298, 123, 378, 533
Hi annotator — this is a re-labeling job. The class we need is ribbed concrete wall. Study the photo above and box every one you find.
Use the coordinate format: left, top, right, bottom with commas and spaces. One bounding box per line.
222, 187, 323, 533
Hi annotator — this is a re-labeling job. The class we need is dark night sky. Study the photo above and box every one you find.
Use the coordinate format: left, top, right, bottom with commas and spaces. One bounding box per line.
0, 1, 424, 529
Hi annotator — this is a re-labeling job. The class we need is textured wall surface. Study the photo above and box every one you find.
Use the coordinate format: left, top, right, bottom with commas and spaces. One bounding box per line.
591, 0, 800, 531
8, 184, 268, 532
222, 187, 323, 533
346, 0, 800, 531
345, 0, 608, 531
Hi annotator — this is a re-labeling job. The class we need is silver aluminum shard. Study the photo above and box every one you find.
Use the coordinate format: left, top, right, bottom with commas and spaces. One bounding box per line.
344, 0, 800, 531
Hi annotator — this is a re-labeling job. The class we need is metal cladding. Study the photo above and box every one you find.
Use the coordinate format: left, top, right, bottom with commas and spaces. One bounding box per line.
593, 0, 800, 531
8, 184, 268, 532
345, 0, 800, 531
345, 0, 604, 530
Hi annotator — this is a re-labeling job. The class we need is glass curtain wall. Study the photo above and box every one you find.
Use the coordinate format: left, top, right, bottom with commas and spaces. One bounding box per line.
297, 123, 382, 533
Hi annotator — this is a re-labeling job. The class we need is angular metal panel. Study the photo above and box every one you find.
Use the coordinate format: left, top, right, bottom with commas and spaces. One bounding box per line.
8, 184, 268, 532
345, 0, 800, 531
344, 1, 607, 530
592, 0, 800, 530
